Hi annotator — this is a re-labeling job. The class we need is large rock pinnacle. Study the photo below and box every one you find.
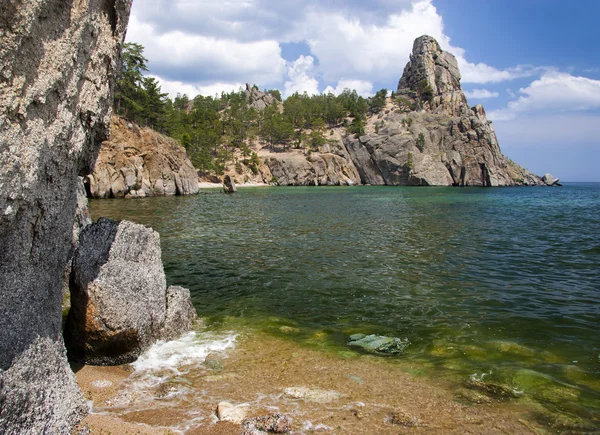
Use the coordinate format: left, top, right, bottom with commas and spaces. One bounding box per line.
397, 35, 468, 117
0, 1, 132, 433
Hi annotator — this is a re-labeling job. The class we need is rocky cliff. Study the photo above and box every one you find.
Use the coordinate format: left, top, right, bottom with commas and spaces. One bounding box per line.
261, 130, 361, 186
88, 116, 200, 198
342, 35, 541, 186
263, 35, 541, 187
0, 1, 131, 433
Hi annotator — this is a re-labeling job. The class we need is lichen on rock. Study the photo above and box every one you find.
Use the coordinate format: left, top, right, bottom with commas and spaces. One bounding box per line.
0, 0, 132, 433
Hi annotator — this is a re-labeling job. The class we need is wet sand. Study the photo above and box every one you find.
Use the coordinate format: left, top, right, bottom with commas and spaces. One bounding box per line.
75, 332, 545, 434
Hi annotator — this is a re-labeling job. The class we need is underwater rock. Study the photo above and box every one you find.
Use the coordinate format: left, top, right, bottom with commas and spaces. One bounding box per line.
512, 369, 554, 392
284, 387, 341, 403
347, 334, 409, 355
217, 402, 249, 424
465, 378, 518, 399
242, 413, 291, 434
389, 410, 421, 427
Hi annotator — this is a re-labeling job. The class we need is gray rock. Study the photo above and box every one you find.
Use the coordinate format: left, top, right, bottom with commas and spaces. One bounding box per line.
339, 35, 543, 187
265, 151, 361, 186
223, 174, 237, 193
0, 0, 131, 433
242, 414, 291, 434
162, 286, 198, 341
0, 337, 88, 435
65, 218, 167, 365
348, 334, 410, 355
217, 401, 249, 424
542, 173, 560, 186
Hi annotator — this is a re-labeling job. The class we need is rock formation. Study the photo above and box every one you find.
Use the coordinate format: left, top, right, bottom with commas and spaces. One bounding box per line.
542, 173, 561, 186
0, 1, 131, 433
262, 131, 362, 186
243, 83, 283, 112
223, 174, 237, 193
88, 116, 200, 198
342, 35, 542, 187
64, 218, 198, 365
259, 35, 542, 187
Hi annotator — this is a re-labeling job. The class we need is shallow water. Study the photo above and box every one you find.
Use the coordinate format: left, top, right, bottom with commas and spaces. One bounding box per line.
90, 183, 600, 430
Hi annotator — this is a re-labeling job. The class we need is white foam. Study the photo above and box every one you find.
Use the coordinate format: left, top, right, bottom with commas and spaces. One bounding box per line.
131, 331, 237, 373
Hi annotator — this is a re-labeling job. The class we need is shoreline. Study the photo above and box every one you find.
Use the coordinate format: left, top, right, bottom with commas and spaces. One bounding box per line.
75, 328, 546, 434
198, 182, 271, 189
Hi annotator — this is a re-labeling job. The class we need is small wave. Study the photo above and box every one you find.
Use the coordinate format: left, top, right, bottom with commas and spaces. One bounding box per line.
131, 331, 237, 374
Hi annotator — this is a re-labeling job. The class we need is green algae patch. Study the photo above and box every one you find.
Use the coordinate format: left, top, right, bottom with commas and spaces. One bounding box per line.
347, 334, 410, 356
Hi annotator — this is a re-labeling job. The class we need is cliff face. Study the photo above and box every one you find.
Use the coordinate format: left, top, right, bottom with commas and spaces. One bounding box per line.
263, 35, 540, 187
262, 131, 361, 186
0, 1, 131, 433
88, 117, 200, 198
342, 35, 542, 187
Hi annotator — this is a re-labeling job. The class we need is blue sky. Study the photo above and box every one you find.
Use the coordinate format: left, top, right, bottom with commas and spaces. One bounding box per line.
127, 0, 600, 181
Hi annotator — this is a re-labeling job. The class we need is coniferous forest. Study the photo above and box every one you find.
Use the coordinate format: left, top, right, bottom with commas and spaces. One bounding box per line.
114, 43, 390, 175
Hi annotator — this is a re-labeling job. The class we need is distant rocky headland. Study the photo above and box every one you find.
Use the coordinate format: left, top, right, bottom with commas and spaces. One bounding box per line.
88, 35, 554, 196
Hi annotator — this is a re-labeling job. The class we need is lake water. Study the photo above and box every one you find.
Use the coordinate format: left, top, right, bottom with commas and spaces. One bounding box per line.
90, 183, 600, 429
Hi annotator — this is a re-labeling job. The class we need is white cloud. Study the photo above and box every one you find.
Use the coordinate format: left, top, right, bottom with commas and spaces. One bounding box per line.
488, 72, 600, 121
284, 55, 320, 97
464, 89, 499, 99
127, 0, 560, 99
126, 15, 286, 87
150, 75, 243, 99
323, 80, 374, 97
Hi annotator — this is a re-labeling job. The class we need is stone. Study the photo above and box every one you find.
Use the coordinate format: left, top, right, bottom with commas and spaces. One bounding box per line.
265, 150, 362, 186
242, 414, 292, 434
542, 173, 561, 186
389, 410, 420, 427
347, 334, 410, 355
88, 117, 200, 198
162, 286, 198, 341
223, 174, 237, 193
0, 0, 131, 433
243, 83, 283, 113
0, 337, 89, 435
64, 218, 197, 365
217, 402, 249, 424
284, 387, 341, 403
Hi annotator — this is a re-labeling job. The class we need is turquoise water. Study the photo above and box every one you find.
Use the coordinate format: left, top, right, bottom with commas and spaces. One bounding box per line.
91, 184, 600, 425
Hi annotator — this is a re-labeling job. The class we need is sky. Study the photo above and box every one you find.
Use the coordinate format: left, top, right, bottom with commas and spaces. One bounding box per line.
126, 0, 600, 182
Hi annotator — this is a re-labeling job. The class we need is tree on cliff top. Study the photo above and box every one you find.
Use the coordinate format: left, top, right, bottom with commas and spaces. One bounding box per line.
115, 42, 148, 120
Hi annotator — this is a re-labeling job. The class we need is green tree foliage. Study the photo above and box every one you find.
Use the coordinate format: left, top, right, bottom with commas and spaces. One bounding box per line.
418, 79, 434, 104
368, 89, 388, 114
115, 42, 148, 121
115, 42, 388, 174
417, 133, 425, 152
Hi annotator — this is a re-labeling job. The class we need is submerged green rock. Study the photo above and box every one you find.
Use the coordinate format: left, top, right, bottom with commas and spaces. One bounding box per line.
347, 334, 409, 355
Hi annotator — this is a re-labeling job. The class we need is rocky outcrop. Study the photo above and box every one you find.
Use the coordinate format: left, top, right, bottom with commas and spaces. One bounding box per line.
64, 218, 198, 365
223, 175, 237, 193
87, 117, 200, 198
341, 35, 543, 187
263, 132, 361, 186
162, 286, 198, 341
243, 83, 283, 112
542, 173, 561, 186
0, 1, 131, 433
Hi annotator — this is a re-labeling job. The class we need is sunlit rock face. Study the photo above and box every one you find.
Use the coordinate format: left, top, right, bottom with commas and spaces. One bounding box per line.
342, 35, 543, 187
0, 1, 131, 433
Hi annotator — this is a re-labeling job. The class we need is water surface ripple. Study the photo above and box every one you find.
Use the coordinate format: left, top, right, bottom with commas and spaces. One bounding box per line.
91, 183, 600, 418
